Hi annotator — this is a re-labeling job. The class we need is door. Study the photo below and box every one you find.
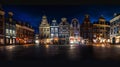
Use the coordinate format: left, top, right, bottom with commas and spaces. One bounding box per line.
112, 37, 115, 44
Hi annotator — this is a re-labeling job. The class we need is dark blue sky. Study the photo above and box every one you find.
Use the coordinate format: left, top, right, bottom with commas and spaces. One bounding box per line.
2, 5, 120, 34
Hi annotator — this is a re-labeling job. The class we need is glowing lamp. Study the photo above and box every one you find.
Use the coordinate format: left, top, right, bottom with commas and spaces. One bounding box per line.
35, 40, 39, 44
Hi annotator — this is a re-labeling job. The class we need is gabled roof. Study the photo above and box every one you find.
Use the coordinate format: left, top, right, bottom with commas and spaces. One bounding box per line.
50, 18, 58, 26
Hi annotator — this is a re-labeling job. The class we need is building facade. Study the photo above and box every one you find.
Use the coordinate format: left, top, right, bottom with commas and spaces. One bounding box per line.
16, 21, 34, 45
39, 15, 50, 44
50, 18, 59, 44
59, 17, 70, 44
0, 5, 5, 45
93, 16, 110, 45
110, 13, 120, 44
70, 18, 81, 44
5, 12, 16, 45
80, 14, 93, 44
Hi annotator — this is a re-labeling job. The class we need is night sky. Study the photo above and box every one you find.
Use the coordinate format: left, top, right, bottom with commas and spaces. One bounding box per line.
2, 5, 120, 34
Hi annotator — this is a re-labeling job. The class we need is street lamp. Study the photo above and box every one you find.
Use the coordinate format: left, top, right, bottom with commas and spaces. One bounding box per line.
35, 40, 39, 44
107, 39, 110, 43
81, 40, 85, 44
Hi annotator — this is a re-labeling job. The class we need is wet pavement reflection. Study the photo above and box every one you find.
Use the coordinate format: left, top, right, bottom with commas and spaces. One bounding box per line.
0, 44, 120, 62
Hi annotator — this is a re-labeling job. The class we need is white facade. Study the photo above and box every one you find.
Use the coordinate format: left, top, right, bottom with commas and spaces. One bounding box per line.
110, 14, 120, 44
50, 19, 59, 39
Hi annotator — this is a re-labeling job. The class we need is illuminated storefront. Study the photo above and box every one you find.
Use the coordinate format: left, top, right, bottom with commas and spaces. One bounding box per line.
93, 16, 110, 46
16, 21, 34, 45
70, 18, 81, 44
69, 36, 81, 44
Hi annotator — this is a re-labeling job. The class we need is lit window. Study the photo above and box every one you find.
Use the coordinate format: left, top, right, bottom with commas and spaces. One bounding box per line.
51, 34, 54, 37
55, 34, 58, 37
10, 29, 12, 35
55, 28, 58, 30
51, 28, 54, 30
51, 28, 54, 33
55, 28, 58, 32
6, 29, 9, 34
13, 30, 15, 35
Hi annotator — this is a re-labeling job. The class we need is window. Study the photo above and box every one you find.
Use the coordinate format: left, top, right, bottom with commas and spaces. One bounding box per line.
51, 34, 54, 37
110, 29, 112, 34
6, 29, 9, 35
59, 34, 61, 38
10, 29, 12, 35
6, 29, 9, 34
55, 34, 58, 37
13, 30, 15, 36
55, 28, 58, 32
51, 28, 54, 33
51, 28, 54, 30
53, 23, 55, 26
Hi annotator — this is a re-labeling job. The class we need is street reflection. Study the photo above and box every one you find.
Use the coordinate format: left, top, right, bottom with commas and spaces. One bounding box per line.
67, 45, 80, 60
93, 46, 112, 60
0, 44, 120, 61
23, 44, 34, 48
45, 45, 49, 48
5, 45, 15, 50
93, 43, 111, 48
4, 45, 16, 60
44, 45, 59, 57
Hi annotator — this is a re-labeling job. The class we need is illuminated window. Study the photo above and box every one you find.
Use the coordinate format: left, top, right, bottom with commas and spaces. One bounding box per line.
51, 34, 54, 37
10, 29, 12, 35
51, 28, 54, 32
55, 34, 58, 37
6, 29, 9, 34
55, 28, 58, 32
13, 30, 15, 36
55, 28, 58, 30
